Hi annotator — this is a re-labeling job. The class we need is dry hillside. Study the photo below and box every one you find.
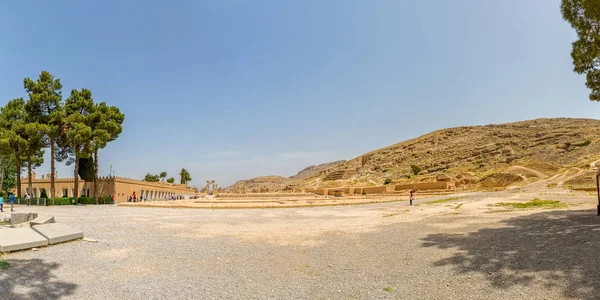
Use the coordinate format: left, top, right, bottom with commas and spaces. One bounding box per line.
225, 161, 345, 193
227, 118, 600, 192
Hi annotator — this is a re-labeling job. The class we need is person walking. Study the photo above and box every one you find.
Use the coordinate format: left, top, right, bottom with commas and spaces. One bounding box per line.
0, 194, 4, 212
409, 190, 414, 206
9, 193, 15, 212
111, 195, 115, 205
25, 193, 31, 206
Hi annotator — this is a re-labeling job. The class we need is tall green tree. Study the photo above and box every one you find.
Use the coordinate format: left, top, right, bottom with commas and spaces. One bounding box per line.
0, 99, 28, 197
143, 173, 160, 182
0, 132, 16, 196
24, 71, 63, 201
22, 121, 48, 199
167, 177, 175, 183
179, 168, 191, 185
63, 89, 94, 199
89, 102, 124, 198
78, 156, 95, 182
22, 148, 44, 198
160, 172, 167, 182
0, 154, 17, 196
561, 0, 600, 100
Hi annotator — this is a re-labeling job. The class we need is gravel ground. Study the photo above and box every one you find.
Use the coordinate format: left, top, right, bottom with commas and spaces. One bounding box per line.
0, 190, 598, 299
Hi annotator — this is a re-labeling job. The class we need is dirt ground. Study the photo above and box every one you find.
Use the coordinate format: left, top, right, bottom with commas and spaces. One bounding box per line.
0, 188, 599, 299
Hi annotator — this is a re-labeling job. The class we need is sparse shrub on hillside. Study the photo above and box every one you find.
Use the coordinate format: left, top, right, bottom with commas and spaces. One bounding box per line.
575, 139, 592, 147
495, 143, 504, 149
382, 169, 388, 173
373, 165, 381, 171
410, 165, 421, 175
563, 142, 572, 151
384, 178, 392, 185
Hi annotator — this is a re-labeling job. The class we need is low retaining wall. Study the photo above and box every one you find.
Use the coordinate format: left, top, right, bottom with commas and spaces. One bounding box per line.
313, 181, 455, 196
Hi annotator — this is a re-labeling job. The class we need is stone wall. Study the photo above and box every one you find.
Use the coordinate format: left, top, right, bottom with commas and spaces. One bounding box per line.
323, 170, 358, 181
312, 181, 455, 196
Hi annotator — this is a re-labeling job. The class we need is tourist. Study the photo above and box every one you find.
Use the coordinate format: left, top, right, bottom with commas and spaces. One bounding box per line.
144, 195, 147, 202
25, 193, 31, 206
9, 193, 15, 212
0, 194, 4, 212
409, 190, 414, 206
111, 195, 115, 205
127, 195, 131, 202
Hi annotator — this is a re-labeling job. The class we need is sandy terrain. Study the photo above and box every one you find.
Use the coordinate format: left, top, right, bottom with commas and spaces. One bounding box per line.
0, 188, 598, 299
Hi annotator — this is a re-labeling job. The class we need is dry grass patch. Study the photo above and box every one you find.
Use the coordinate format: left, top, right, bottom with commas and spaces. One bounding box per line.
426, 197, 463, 205
494, 198, 567, 209
484, 209, 514, 214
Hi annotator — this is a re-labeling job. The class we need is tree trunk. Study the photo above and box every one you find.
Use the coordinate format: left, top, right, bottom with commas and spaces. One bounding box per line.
0, 162, 5, 196
94, 149, 98, 204
50, 137, 55, 205
74, 154, 79, 200
27, 154, 32, 206
15, 151, 21, 198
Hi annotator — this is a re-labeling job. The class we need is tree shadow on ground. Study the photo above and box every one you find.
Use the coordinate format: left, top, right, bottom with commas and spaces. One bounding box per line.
0, 259, 77, 299
422, 209, 600, 298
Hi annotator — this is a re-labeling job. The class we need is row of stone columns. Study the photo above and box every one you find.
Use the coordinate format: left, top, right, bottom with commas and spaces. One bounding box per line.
206, 180, 217, 194
138, 190, 189, 200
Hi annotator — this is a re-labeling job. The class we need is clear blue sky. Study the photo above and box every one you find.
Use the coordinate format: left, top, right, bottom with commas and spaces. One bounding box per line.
0, 0, 596, 187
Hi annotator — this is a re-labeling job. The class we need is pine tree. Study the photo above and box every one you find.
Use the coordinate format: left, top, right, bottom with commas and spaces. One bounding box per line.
24, 71, 63, 202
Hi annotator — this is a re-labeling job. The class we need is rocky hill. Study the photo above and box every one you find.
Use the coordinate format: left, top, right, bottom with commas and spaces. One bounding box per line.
290, 160, 346, 180
226, 118, 600, 192
224, 161, 346, 193
310, 118, 600, 190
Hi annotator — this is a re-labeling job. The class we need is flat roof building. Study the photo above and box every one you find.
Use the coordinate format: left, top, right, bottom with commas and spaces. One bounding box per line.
18, 172, 198, 203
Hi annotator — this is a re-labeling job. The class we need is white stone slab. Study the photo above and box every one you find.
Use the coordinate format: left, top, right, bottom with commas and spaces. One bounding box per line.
30, 216, 55, 226
32, 223, 83, 245
0, 227, 48, 252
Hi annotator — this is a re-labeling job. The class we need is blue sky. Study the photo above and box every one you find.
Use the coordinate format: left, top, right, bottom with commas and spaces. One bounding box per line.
0, 0, 596, 187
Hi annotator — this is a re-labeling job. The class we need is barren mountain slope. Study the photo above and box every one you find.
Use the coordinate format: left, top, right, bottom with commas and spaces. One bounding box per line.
311, 118, 600, 188
225, 118, 600, 192
290, 160, 346, 180
224, 161, 345, 193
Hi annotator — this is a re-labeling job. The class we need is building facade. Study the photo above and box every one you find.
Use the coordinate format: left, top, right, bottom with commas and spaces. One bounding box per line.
19, 172, 199, 203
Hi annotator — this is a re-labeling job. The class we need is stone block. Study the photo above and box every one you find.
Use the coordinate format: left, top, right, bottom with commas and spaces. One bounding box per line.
11, 213, 38, 225
0, 227, 48, 252
30, 216, 55, 226
32, 223, 83, 245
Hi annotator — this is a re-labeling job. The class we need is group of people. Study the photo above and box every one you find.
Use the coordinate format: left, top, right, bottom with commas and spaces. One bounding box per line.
127, 193, 146, 202
0, 193, 17, 212
126, 193, 186, 202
